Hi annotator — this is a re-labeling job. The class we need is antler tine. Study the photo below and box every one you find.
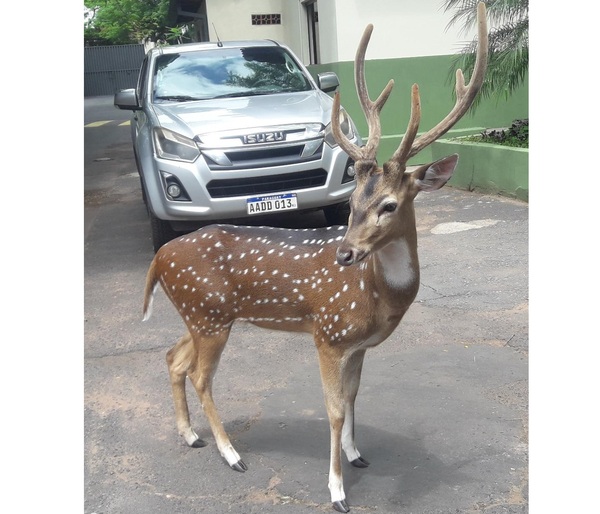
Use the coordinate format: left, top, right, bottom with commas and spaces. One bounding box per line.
355, 25, 395, 161
331, 24, 394, 168
400, 2, 489, 162
331, 91, 363, 162
389, 83, 421, 168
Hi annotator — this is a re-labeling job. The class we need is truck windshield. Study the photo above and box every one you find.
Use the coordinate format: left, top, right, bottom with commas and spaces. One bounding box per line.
153, 46, 313, 102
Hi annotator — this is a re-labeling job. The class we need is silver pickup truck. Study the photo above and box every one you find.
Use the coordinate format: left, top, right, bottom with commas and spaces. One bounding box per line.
115, 39, 360, 252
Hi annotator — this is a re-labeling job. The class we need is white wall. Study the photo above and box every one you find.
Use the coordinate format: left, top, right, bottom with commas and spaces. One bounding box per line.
203, 0, 482, 65
280, 0, 306, 60
203, 0, 312, 63
328, 0, 480, 62
206, 0, 291, 45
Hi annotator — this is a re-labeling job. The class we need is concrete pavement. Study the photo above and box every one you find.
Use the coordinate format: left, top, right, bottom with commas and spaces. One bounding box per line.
84, 111, 528, 513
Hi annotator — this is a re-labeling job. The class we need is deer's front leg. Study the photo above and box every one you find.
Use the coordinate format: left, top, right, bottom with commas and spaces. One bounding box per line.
341, 349, 370, 468
317, 344, 350, 513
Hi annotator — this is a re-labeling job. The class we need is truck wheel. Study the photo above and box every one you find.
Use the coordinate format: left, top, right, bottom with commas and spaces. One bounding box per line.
323, 201, 351, 226
149, 212, 178, 253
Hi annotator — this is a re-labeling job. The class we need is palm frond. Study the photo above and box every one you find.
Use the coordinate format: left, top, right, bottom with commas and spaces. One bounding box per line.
442, 0, 528, 110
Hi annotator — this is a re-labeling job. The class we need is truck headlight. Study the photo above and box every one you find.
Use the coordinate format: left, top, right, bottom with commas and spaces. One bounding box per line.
324, 108, 355, 148
153, 127, 200, 162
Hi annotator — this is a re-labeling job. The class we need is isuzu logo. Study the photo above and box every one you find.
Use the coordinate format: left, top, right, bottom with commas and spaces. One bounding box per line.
242, 131, 285, 144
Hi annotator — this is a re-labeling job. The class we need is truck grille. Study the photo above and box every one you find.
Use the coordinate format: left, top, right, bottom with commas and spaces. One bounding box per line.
202, 143, 323, 170
206, 169, 327, 198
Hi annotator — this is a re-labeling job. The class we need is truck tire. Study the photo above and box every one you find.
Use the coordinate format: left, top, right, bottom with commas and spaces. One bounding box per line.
149, 212, 178, 253
323, 201, 351, 226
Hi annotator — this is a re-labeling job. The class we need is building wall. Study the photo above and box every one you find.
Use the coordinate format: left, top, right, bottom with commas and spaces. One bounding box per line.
280, 1, 306, 61
206, 0, 291, 45
203, 0, 483, 65
309, 55, 528, 165
325, 0, 481, 63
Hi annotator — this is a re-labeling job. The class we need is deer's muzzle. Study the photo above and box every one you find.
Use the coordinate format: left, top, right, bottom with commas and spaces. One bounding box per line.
336, 246, 369, 266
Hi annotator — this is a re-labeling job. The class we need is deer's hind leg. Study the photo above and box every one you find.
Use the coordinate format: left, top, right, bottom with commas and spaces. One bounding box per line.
185, 325, 248, 472
166, 331, 207, 448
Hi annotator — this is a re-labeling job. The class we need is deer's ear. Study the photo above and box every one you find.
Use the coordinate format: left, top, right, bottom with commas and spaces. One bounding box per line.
410, 154, 459, 193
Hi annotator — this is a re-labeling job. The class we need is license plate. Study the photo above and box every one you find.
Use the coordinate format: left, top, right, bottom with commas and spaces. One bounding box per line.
247, 193, 298, 215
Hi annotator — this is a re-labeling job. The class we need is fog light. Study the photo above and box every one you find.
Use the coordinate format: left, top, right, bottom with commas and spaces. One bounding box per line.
160, 171, 191, 201
167, 184, 182, 198
342, 160, 357, 184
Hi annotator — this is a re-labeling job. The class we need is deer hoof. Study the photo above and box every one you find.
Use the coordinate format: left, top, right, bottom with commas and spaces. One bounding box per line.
332, 499, 350, 513
191, 438, 208, 448
231, 459, 248, 472
350, 456, 370, 468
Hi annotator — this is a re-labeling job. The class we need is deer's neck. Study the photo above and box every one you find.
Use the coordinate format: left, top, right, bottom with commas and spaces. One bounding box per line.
370, 234, 420, 308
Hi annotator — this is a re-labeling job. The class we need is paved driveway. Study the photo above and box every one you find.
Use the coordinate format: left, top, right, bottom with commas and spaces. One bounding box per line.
84, 103, 528, 513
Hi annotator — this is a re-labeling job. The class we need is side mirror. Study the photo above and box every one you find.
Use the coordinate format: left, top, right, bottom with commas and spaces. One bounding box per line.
317, 72, 339, 93
114, 88, 140, 111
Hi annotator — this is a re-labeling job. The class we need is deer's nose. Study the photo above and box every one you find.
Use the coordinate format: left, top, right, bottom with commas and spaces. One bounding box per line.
336, 247, 356, 266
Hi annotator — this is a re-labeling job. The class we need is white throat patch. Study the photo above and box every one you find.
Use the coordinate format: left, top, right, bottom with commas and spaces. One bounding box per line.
376, 239, 415, 289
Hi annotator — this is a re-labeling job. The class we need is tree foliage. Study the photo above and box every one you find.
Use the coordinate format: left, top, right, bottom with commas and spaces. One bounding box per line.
84, 0, 172, 45
443, 0, 528, 106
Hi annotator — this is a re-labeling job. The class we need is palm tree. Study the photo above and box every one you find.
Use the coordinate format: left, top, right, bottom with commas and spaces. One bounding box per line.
443, 0, 528, 106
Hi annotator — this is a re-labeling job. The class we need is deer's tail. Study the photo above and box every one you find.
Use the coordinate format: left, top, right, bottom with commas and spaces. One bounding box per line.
142, 257, 160, 321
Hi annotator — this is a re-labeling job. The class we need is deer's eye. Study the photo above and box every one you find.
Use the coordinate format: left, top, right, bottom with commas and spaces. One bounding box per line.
382, 202, 397, 213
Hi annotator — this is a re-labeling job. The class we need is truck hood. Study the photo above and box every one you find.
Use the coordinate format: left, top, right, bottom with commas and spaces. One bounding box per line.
151, 91, 334, 138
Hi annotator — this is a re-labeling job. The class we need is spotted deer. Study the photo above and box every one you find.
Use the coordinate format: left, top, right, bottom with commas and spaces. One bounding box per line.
143, 3, 487, 511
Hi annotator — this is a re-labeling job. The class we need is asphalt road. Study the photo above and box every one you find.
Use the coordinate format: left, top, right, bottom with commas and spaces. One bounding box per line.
84, 96, 528, 514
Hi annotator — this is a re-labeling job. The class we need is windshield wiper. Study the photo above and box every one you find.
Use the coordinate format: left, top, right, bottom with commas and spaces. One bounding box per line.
154, 95, 203, 102
210, 91, 276, 100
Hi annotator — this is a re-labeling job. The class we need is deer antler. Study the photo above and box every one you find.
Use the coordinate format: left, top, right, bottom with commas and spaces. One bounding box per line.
389, 83, 421, 167
331, 24, 394, 168
398, 1, 488, 162
332, 2, 488, 173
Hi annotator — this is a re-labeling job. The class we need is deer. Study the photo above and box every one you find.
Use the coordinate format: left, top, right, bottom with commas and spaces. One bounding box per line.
142, 3, 487, 512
